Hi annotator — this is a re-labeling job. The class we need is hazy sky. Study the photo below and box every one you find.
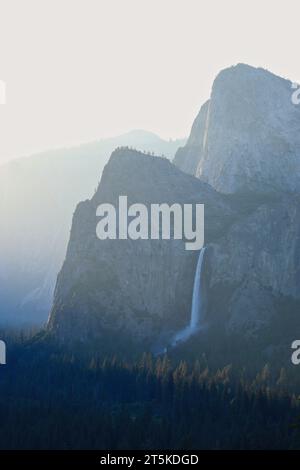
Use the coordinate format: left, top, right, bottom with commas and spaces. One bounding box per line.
0, 0, 300, 162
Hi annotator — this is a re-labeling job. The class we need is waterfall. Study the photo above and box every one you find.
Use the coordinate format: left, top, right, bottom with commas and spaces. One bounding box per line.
171, 247, 206, 346
190, 247, 206, 330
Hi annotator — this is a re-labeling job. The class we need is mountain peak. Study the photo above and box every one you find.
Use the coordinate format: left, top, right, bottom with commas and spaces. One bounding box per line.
174, 64, 300, 193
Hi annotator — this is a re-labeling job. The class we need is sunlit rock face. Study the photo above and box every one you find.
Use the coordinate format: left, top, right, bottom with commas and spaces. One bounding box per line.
174, 64, 300, 343
175, 64, 300, 194
173, 100, 210, 176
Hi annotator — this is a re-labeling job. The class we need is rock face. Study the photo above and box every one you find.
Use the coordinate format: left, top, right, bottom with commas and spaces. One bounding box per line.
206, 193, 300, 336
175, 64, 300, 194
48, 149, 233, 349
173, 64, 300, 347
173, 100, 210, 176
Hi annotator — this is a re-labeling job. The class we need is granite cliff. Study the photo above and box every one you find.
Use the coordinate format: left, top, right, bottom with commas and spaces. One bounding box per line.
175, 64, 300, 194
48, 149, 234, 351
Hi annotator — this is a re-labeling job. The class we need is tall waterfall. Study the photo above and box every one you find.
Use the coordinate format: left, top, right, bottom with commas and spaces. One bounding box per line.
190, 247, 206, 330
171, 247, 206, 346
